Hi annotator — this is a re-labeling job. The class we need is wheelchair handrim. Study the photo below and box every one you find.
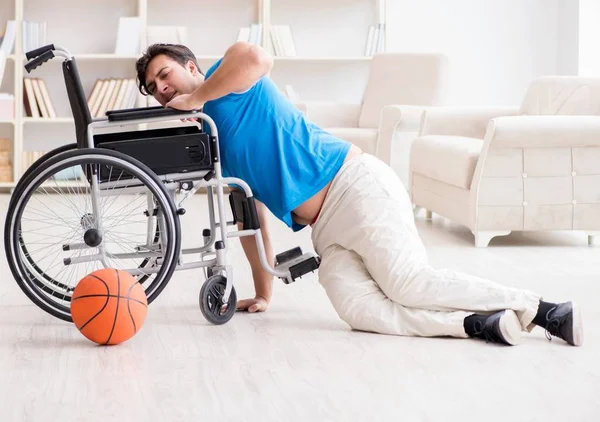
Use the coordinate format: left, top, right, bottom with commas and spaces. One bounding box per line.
8, 151, 180, 321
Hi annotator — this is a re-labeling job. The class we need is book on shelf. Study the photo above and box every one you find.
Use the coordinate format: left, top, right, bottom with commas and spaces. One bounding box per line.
0, 137, 11, 181
0, 51, 6, 88
237, 24, 262, 45
0, 21, 17, 55
88, 78, 138, 118
365, 23, 386, 56
23, 78, 57, 118
147, 25, 188, 46
22, 150, 46, 175
21, 149, 82, 181
270, 25, 297, 57
0, 21, 17, 86
114, 17, 141, 55
0, 138, 10, 151
22, 21, 47, 54
0, 163, 11, 182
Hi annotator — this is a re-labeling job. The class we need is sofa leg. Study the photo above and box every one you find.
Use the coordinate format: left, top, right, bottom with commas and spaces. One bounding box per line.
473, 231, 511, 248
587, 232, 600, 246
425, 209, 433, 220
412, 205, 422, 218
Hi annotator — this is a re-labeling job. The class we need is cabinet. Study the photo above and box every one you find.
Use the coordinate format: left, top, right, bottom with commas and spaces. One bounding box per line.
0, 0, 386, 188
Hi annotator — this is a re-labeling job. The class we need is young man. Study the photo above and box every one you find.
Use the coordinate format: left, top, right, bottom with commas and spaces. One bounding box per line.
135, 42, 583, 346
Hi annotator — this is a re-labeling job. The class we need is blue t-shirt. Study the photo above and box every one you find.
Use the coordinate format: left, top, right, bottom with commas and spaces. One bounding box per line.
202, 59, 351, 231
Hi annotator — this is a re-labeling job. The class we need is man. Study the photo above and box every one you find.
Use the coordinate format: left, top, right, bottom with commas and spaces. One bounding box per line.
135, 42, 583, 346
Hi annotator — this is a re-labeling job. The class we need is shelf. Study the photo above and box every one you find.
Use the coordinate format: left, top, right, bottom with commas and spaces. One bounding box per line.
14, 53, 140, 62
0, 181, 88, 190
23, 117, 74, 124
4, 0, 387, 190
40, 180, 88, 189
73, 54, 140, 60
195, 55, 223, 61
273, 56, 373, 62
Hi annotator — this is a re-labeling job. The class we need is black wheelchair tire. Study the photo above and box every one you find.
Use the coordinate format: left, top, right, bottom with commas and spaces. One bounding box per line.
199, 275, 237, 325
10, 144, 164, 299
9, 143, 77, 209
4, 148, 182, 322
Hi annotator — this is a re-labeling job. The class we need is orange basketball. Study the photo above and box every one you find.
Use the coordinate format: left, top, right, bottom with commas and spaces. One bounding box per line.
71, 268, 148, 345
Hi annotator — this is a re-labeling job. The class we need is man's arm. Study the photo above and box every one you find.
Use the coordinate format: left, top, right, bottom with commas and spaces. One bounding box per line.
236, 200, 275, 313
201, 41, 273, 97
166, 41, 273, 111
196, 42, 273, 101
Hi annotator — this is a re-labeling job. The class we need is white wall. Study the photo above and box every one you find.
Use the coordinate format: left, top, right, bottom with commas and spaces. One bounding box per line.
578, 0, 600, 76
557, 0, 579, 75
385, 0, 560, 106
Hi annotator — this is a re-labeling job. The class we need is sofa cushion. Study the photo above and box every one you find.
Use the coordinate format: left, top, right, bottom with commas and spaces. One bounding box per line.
410, 135, 484, 189
326, 127, 378, 154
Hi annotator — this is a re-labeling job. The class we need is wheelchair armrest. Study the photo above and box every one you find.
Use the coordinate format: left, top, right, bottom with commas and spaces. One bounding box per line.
106, 106, 200, 122
106, 105, 163, 115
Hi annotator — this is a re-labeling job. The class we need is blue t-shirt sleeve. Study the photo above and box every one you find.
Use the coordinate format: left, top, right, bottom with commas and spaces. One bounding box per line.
203, 57, 261, 100
204, 58, 222, 79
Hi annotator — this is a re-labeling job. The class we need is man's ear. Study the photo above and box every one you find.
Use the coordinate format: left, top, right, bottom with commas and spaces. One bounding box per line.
186, 60, 201, 76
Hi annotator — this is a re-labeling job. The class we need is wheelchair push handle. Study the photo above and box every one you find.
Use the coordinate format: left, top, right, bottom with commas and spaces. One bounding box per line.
26, 44, 56, 60
24, 50, 55, 73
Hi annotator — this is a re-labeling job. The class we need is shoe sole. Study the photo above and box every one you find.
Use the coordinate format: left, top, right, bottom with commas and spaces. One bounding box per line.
499, 310, 523, 346
571, 302, 584, 346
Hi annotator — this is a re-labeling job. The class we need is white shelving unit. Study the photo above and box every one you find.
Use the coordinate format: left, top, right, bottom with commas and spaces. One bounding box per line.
0, 0, 387, 190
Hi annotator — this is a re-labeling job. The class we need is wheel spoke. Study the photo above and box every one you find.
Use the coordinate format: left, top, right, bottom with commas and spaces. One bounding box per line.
200, 276, 236, 324
7, 150, 181, 321
209, 283, 223, 301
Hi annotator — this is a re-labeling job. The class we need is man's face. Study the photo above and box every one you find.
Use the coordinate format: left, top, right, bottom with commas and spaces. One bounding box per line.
145, 54, 201, 105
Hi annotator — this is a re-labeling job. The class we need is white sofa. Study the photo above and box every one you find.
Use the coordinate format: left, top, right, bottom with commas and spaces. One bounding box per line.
409, 76, 600, 247
296, 52, 448, 181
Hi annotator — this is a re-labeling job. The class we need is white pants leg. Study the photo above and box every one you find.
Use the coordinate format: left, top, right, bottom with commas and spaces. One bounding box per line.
320, 244, 471, 337
311, 154, 541, 337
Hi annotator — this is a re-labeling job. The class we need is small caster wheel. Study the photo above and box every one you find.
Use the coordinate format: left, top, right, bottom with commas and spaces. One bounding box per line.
199, 275, 236, 325
203, 266, 222, 279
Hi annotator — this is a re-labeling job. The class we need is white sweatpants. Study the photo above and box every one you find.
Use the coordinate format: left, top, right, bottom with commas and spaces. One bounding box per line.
310, 153, 541, 338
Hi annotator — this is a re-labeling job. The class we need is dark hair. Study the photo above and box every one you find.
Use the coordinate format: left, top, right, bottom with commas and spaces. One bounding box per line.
135, 43, 203, 95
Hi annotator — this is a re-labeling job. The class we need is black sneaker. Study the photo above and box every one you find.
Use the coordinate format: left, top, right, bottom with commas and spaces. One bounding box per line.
469, 310, 522, 346
544, 301, 583, 346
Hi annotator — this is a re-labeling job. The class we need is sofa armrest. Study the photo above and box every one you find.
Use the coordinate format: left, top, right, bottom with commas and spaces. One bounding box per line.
472, 115, 600, 209
420, 106, 520, 139
295, 101, 361, 128
375, 105, 428, 164
486, 115, 600, 148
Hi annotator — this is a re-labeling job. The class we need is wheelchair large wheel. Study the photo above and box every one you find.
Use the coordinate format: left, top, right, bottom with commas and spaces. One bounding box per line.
4, 148, 182, 322
2, 144, 170, 288
9, 144, 77, 211
12, 144, 77, 191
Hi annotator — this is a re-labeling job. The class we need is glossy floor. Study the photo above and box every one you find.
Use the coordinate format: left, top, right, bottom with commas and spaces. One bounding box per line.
1, 194, 598, 421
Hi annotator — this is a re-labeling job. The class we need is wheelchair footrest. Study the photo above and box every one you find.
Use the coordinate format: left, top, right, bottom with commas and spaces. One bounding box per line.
275, 247, 321, 284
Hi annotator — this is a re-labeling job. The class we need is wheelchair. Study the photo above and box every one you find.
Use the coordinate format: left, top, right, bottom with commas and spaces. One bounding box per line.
4, 44, 320, 325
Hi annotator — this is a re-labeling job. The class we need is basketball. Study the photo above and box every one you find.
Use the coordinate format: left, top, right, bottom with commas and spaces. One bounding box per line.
71, 268, 148, 345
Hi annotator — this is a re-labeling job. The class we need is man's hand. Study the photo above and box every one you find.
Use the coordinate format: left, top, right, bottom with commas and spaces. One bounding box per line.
166, 93, 205, 112
237, 296, 269, 313
236, 200, 274, 314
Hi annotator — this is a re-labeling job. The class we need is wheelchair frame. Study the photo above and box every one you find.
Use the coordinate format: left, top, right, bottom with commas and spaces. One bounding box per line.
5, 44, 320, 324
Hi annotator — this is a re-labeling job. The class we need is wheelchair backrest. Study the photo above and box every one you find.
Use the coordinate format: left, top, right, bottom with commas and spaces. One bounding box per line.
62, 59, 93, 149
